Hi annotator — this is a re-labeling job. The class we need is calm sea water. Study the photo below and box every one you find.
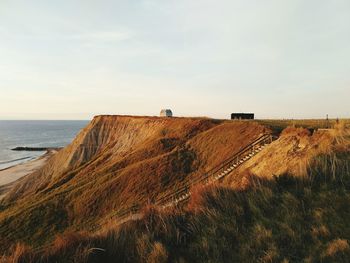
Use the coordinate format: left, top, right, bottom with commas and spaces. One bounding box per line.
0, 120, 89, 170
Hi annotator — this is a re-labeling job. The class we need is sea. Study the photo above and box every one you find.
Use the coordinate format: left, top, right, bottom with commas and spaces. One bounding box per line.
0, 120, 89, 170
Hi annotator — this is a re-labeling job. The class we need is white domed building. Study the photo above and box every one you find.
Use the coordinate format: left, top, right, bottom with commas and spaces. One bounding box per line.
160, 109, 173, 117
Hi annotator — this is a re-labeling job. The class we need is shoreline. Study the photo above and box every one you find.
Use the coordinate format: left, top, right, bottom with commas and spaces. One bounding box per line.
0, 156, 40, 172
0, 156, 33, 166
0, 150, 57, 198
0, 147, 62, 171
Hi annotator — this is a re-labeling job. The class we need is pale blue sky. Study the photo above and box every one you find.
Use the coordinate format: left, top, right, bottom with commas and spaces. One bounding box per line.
0, 0, 349, 120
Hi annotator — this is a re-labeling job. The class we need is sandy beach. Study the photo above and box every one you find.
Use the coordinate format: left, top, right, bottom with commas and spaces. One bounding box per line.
0, 150, 56, 197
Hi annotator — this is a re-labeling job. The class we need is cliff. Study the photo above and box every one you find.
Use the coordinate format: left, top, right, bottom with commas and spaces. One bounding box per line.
0, 116, 268, 250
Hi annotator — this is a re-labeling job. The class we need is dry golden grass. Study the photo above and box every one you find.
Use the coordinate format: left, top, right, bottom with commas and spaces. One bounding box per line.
186, 184, 218, 213
2, 116, 349, 261
223, 123, 350, 189
324, 239, 350, 257
257, 118, 350, 133
0, 116, 268, 253
0, 243, 33, 263
3, 146, 350, 262
51, 231, 89, 254
147, 242, 168, 263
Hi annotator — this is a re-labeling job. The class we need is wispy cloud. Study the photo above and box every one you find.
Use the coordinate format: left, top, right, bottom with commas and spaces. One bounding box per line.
0, 0, 349, 119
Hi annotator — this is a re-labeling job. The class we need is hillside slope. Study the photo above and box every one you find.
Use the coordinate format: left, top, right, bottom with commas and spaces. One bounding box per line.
4, 143, 350, 263
0, 116, 269, 251
223, 127, 339, 189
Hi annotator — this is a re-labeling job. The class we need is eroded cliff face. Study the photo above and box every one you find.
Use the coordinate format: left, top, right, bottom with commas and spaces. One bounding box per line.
4, 116, 206, 199
0, 116, 269, 250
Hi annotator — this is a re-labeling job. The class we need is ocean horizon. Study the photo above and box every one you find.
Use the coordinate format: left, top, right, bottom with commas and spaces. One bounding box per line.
0, 120, 89, 170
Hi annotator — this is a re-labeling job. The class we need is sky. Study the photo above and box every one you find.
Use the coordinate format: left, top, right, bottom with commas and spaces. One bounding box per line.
0, 0, 349, 120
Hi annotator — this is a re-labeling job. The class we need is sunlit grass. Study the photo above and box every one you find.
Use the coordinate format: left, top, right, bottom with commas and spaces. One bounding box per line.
256, 118, 350, 134
3, 151, 350, 263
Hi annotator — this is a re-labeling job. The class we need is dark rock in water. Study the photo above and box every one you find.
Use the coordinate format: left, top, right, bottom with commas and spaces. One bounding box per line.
11, 147, 61, 151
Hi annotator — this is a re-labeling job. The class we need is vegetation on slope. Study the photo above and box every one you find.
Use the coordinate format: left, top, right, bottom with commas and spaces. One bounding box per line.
257, 118, 350, 134
0, 116, 268, 252
3, 150, 350, 263
2, 118, 349, 262
223, 126, 335, 189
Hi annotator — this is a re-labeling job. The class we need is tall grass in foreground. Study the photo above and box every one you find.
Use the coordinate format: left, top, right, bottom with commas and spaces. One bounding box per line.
2, 152, 350, 263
